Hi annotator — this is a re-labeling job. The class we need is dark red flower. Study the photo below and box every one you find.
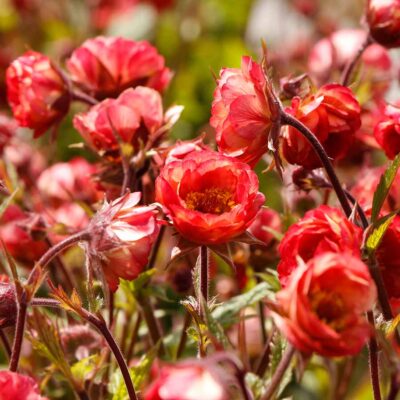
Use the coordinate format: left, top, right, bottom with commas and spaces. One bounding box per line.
67, 36, 172, 99
6, 51, 70, 138
271, 252, 376, 357
277, 205, 362, 286
210, 56, 271, 166
155, 150, 265, 245
367, 0, 400, 48
281, 84, 361, 169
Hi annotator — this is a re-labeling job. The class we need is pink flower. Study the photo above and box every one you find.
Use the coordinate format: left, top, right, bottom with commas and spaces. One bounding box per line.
6, 51, 70, 137
248, 207, 282, 247
67, 36, 172, 99
144, 362, 229, 400
374, 104, 400, 159
0, 113, 16, 154
0, 371, 48, 400
88, 192, 159, 291
271, 252, 376, 357
155, 150, 265, 245
73, 87, 164, 159
210, 56, 271, 166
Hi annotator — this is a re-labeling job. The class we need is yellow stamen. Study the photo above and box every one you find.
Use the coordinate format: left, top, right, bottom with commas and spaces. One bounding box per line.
185, 187, 236, 214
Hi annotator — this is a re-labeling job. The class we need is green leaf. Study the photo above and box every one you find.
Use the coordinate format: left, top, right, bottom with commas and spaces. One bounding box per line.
212, 282, 274, 327
365, 212, 397, 254
71, 354, 102, 387
371, 154, 400, 223
122, 269, 156, 295
0, 188, 19, 220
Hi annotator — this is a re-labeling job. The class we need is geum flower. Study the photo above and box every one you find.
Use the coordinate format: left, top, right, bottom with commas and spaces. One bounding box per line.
67, 36, 172, 100
270, 252, 376, 357
155, 150, 265, 254
73, 86, 180, 161
6, 51, 70, 138
0, 371, 48, 400
281, 84, 361, 169
210, 56, 272, 167
277, 205, 362, 286
374, 103, 400, 159
88, 192, 159, 291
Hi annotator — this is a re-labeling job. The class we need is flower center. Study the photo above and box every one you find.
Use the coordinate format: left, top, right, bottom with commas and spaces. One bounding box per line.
185, 187, 236, 214
310, 289, 346, 331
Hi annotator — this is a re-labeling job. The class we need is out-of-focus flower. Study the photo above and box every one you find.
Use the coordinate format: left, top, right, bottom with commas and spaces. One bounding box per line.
155, 150, 265, 245
376, 215, 400, 314
351, 166, 400, 215
367, 0, 400, 48
281, 84, 361, 169
0, 205, 48, 265
278, 205, 362, 286
210, 56, 271, 166
6, 51, 70, 138
37, 157, 100, 206
271, 252, 376, 356
0, 371, 48, 400
0, 114, 16, 154
73, 87, 164, 160
88, 192, 159, 291
308, 29, 392, 96
162, 136, 209, 165
144, 361, 229, 400
374, 104, 400, 159
248, 208, 282, 247
0, 280, 17, 328
67, 36, 172, 99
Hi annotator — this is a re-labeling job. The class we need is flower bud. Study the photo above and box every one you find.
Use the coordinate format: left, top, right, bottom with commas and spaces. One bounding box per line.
6, 51, 70, 138
0, 280, 17, 328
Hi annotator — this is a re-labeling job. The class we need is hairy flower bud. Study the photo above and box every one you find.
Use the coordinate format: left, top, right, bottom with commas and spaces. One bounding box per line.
0, 279, 17, 328
6, 51, 70, 137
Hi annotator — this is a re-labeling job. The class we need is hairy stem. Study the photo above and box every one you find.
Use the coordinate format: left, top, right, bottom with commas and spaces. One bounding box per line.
260, 344, 295, 400
9, 292, 27, 371
199, 245, 209, 317
367, 311, 382, 400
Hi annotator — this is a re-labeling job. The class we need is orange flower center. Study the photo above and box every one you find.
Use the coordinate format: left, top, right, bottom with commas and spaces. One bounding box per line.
185, 187, 236, 214
310, 289, 346, 331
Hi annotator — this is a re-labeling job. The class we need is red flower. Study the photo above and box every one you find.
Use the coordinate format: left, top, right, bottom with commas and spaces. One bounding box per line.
281, 84, 361, 169
0, 205, 48, 265
278, 205, 362, 286
376, 215, 400, 314
374, 104, 400, 159
155, 150, 265, 245
73, 87, 164, 159
88, 192, 159, 291
67, 36, 172, 99
37, 157, 100, 206
144, 362, 229, 400
210, 56, 271, 166
0, 371, 48, 400
6, 51, 70, 138
248, 207, 282, 247
271, 252, 376, 357
367, 0, 400, 48
0, 113, 16, 154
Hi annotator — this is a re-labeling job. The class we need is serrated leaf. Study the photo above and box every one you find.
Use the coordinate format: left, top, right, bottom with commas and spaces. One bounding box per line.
245, 372, 264, 400
371, 154, 400, 223
212, 282, 274, 327
365, 212, 397, 254
49, 283, 85, 318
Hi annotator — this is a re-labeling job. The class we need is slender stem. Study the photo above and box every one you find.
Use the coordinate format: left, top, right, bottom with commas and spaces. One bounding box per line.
341, 35, 373, 86
367, 311, 382, 400
9, 293, 27, 371
71, 91, 98, 106
0, 329, 11, 358
344, 191, 370, 229
31, 298, 60, 308
281, 113, 352, 217
109, 289, 114, 327
255, 328, 275, 377
387, 374, 400, 400
126, 313, 142, 362
147, 225, 165, 271
175, 312, 191, 360
260, 344, 295, 400
199, 245, 209, 316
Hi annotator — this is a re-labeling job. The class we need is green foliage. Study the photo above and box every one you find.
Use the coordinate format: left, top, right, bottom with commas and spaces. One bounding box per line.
365, 212, 397, 255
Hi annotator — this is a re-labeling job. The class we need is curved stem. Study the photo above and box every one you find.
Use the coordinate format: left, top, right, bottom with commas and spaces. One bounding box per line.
260, 344, 295, 400
71, 91, 98, 106
281, 113, 352, 217
9, 293, 27, 371
367, 311, 382, 400
341, 34, 373, 86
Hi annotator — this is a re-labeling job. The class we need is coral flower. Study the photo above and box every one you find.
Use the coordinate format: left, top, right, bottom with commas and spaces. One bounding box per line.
144, 362, 229, 400
282, 84, 361, 169
73, 87, 164, 159
0, 371, 48, 400
88, 192, 159, 291
374, 104, 400, 159
210, 56, 271, 166
67, 36, 172, 99
367, 0, 400, 48
277, 205, 362, 286
6, 51, 70, 137
155, 150, 265, 245
271, 252, 376, 357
